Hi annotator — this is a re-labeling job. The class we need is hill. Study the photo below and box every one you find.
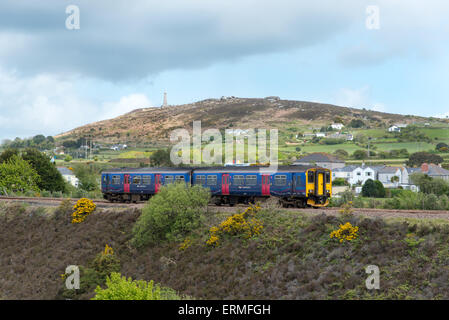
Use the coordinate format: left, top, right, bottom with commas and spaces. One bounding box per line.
55, 97, 441, 145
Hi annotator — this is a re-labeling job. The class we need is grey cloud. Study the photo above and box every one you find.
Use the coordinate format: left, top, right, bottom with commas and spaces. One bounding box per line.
0, 0, 359, 80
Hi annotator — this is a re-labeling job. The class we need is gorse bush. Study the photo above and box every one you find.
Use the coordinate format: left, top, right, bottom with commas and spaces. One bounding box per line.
131, 183, 210, 248
330, 222, 359, 243
206, 204, 263, 246
72, 198, 96, 224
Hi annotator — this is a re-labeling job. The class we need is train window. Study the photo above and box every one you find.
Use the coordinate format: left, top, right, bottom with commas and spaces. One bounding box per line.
274, 175, 287, 186
207, 175, 217, 186
296, 176, 301, 186
142, 176, 151, 185
164, 175, 174, 184
246, 175, 257, 186
132, 176, 141, 185
195, 175, 206, 185
175, 175, 185, 183
308, 171, 315, 183
102, 175, 107, 183
325, 172, 331, 184
233, 175, 244, 186
111, 175, 121, 185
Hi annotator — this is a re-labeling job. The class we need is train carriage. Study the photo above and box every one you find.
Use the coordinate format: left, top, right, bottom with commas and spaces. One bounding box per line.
101, 167, 191, 202
101, 165, 331, 207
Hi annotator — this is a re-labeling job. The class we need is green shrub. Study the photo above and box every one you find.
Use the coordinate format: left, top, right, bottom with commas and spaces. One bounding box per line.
131, 183, 210, 248
92, 272, 181, 300
41, 190, 52, 197
333, 178, 348, 186
361, 179, 386, 198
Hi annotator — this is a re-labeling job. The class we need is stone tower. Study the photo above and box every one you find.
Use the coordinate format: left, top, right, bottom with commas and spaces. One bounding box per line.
162, 92, 168, 108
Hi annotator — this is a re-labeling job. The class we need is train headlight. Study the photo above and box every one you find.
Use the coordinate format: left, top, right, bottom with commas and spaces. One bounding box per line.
308, 189, 313, 193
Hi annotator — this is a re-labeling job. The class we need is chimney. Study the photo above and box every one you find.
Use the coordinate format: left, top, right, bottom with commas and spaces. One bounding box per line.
421, 163, 429, 173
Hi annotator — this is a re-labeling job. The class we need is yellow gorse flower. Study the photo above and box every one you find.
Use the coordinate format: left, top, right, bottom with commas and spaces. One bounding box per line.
330, 222, 359, 243
179, 238, 192, 251
206, 203, 263, 246
71, 198, 96, 223
103, 244, 114, 256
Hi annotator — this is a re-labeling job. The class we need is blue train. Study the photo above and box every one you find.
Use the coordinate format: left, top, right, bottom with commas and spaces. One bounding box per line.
101, 165, 332, 208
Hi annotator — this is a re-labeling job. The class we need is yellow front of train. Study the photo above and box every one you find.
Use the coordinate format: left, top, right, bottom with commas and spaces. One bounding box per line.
305, 168, 332, 207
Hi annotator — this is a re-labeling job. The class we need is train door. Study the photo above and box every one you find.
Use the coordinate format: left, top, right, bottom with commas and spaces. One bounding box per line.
293, 173, 303, 194
261, 175, 270, 196
124, 174, 130, 193
315, 171, 325, 196
155, 174, 161, 193
222, 174, 230, 195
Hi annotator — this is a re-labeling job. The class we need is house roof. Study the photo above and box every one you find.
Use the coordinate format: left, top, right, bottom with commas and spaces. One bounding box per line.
378, 166, 401, 174
57, 167, 75, 176
294, 152, 345, 164
333, 165, 357, 172
427, 164, 449, 176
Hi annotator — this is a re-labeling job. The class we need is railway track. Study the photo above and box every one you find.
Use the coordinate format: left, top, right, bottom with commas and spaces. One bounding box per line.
1, 196, 449, 219
0, 196, 137, 208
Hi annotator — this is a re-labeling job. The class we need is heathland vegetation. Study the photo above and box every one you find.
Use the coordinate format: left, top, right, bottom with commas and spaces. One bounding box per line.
3, 184, 449, 299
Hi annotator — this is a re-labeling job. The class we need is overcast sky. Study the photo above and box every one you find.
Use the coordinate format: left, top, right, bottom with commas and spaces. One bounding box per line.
0, 0, 448, 140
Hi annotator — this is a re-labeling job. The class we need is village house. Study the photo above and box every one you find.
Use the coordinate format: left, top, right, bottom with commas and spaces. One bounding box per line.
421, 163, 449, 181
388, 125, 401, 133
293, 152, 345, 170
331, 123, 344, 130
57, 167, 79, 187
377, 166, 402, 188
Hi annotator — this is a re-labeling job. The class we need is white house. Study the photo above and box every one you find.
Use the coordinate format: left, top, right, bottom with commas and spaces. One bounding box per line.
388, 125, 401, 132
331, 123, 344, 130
57, 167, 79, 187
332, 165, 357, 181
378, 166, 402, 188
315, 132, 326, 138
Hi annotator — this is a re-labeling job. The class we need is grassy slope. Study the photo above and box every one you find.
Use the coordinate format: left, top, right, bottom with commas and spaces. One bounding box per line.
2, 203, 449, 300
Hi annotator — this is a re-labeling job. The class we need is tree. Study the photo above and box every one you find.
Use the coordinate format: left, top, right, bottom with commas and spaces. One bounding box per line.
22, 148, 66, 192
361, 179, 385, 198
353, 150, 368, 160
436, 142, 449, 151
0, 155, 40, 193
149, 149, 172, 167
0, 148, 20, 163
32, 134, 46, 145
73, 164, 99, 191
333, 149, 349, 159
407, 152, 443, 167
349, 119, 365, 128
410, 173, 449, 196
131, 183, 210, 247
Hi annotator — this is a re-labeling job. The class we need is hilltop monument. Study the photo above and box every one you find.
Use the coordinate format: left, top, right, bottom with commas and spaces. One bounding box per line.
162, 92, 168, 108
